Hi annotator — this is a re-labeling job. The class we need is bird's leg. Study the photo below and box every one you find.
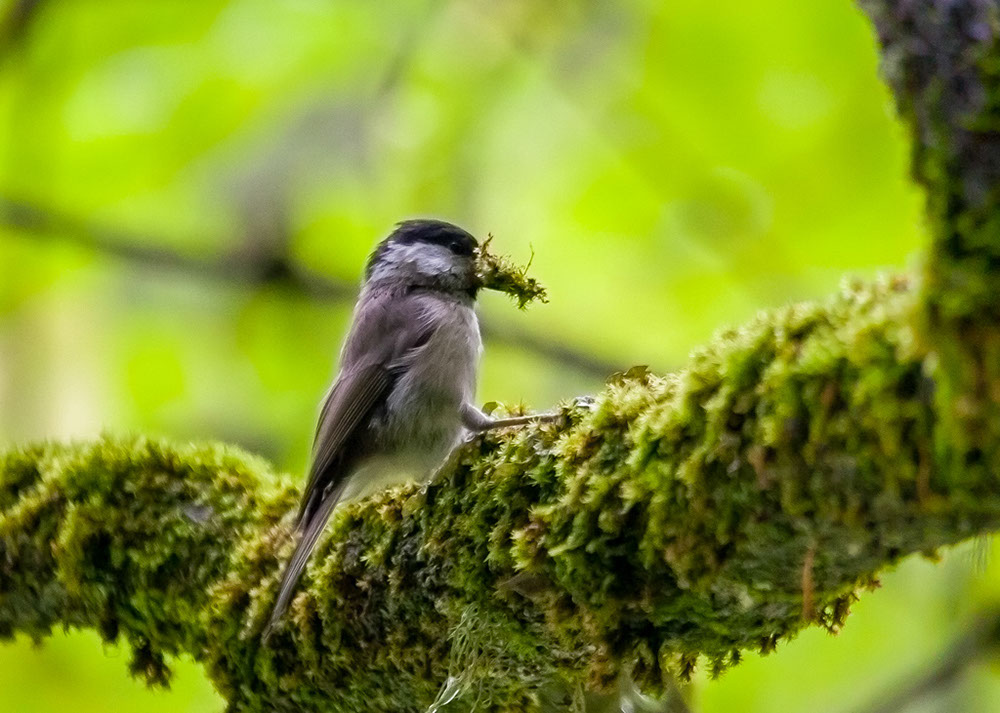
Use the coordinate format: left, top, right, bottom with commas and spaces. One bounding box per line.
460, 402, 561, 433
430, 404, 560, 482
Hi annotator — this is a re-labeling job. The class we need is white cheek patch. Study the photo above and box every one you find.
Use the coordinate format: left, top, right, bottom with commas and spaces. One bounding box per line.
370, 242, 455, 282
394, 243, 454, 274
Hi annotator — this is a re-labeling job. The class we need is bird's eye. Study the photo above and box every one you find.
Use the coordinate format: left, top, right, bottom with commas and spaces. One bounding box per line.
450, 239, 475, 257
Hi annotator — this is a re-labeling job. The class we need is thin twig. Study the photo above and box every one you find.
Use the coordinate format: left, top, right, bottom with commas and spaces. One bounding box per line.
801, 542, 816, 622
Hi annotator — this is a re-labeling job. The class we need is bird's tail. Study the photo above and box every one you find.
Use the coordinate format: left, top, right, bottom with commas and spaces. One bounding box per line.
262, 483, 346, 641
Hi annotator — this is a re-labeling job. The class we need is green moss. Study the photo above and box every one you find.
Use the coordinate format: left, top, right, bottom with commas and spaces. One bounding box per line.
862, 2, 1000, 548
4, 277, 1000, 711
475, 237, 548, 309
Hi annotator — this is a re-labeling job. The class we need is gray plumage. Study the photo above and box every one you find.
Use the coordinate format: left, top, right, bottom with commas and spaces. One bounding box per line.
263, 220, 532, 640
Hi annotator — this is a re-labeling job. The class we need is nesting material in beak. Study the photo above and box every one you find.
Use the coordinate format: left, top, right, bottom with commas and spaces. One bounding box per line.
474, 236, 548, 309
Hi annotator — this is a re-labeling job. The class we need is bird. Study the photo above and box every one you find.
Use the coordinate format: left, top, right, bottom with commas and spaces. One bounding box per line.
262, 219, 553, 640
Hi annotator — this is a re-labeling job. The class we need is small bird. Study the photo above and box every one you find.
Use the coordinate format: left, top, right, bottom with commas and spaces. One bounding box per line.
263, 219, 552, 639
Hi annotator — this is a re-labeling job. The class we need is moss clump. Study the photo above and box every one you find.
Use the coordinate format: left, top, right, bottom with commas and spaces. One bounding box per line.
0, 437, 294, 685
475, 236, 548, 309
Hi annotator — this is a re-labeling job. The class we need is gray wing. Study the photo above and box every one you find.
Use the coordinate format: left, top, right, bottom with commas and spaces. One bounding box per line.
264, 363, 388, 641
295, 291, 437, 527
295, 363, 392, 526
263, 292, 439, 640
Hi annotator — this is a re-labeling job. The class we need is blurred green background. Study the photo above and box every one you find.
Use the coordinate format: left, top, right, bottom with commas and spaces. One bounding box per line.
1, 0, 998, 711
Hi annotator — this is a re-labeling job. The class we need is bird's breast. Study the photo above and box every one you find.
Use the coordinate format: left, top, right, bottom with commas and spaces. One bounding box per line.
380, 302, 481, 464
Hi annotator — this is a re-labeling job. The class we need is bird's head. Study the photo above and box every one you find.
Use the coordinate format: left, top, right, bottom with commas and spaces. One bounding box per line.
364, 219, 480, 299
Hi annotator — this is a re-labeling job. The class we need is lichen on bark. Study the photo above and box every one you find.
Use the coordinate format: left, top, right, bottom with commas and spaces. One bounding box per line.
3, 1, 1000, 711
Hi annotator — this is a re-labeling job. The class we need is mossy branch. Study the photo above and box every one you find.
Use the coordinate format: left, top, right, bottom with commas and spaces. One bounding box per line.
3, 2, 1000, 711
2, 275, 998, 712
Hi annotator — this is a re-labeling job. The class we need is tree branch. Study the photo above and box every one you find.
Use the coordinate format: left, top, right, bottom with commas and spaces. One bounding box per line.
0, 0, 44, 64
860, 0, 1000, 519
4, 273, 999, 712
3, 2, 1000, 712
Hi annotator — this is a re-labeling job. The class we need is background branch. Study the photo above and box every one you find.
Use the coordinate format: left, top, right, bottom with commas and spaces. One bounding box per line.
854, 611, 1000, 713
0, 0, 44, 64
0, 196, 621, 378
